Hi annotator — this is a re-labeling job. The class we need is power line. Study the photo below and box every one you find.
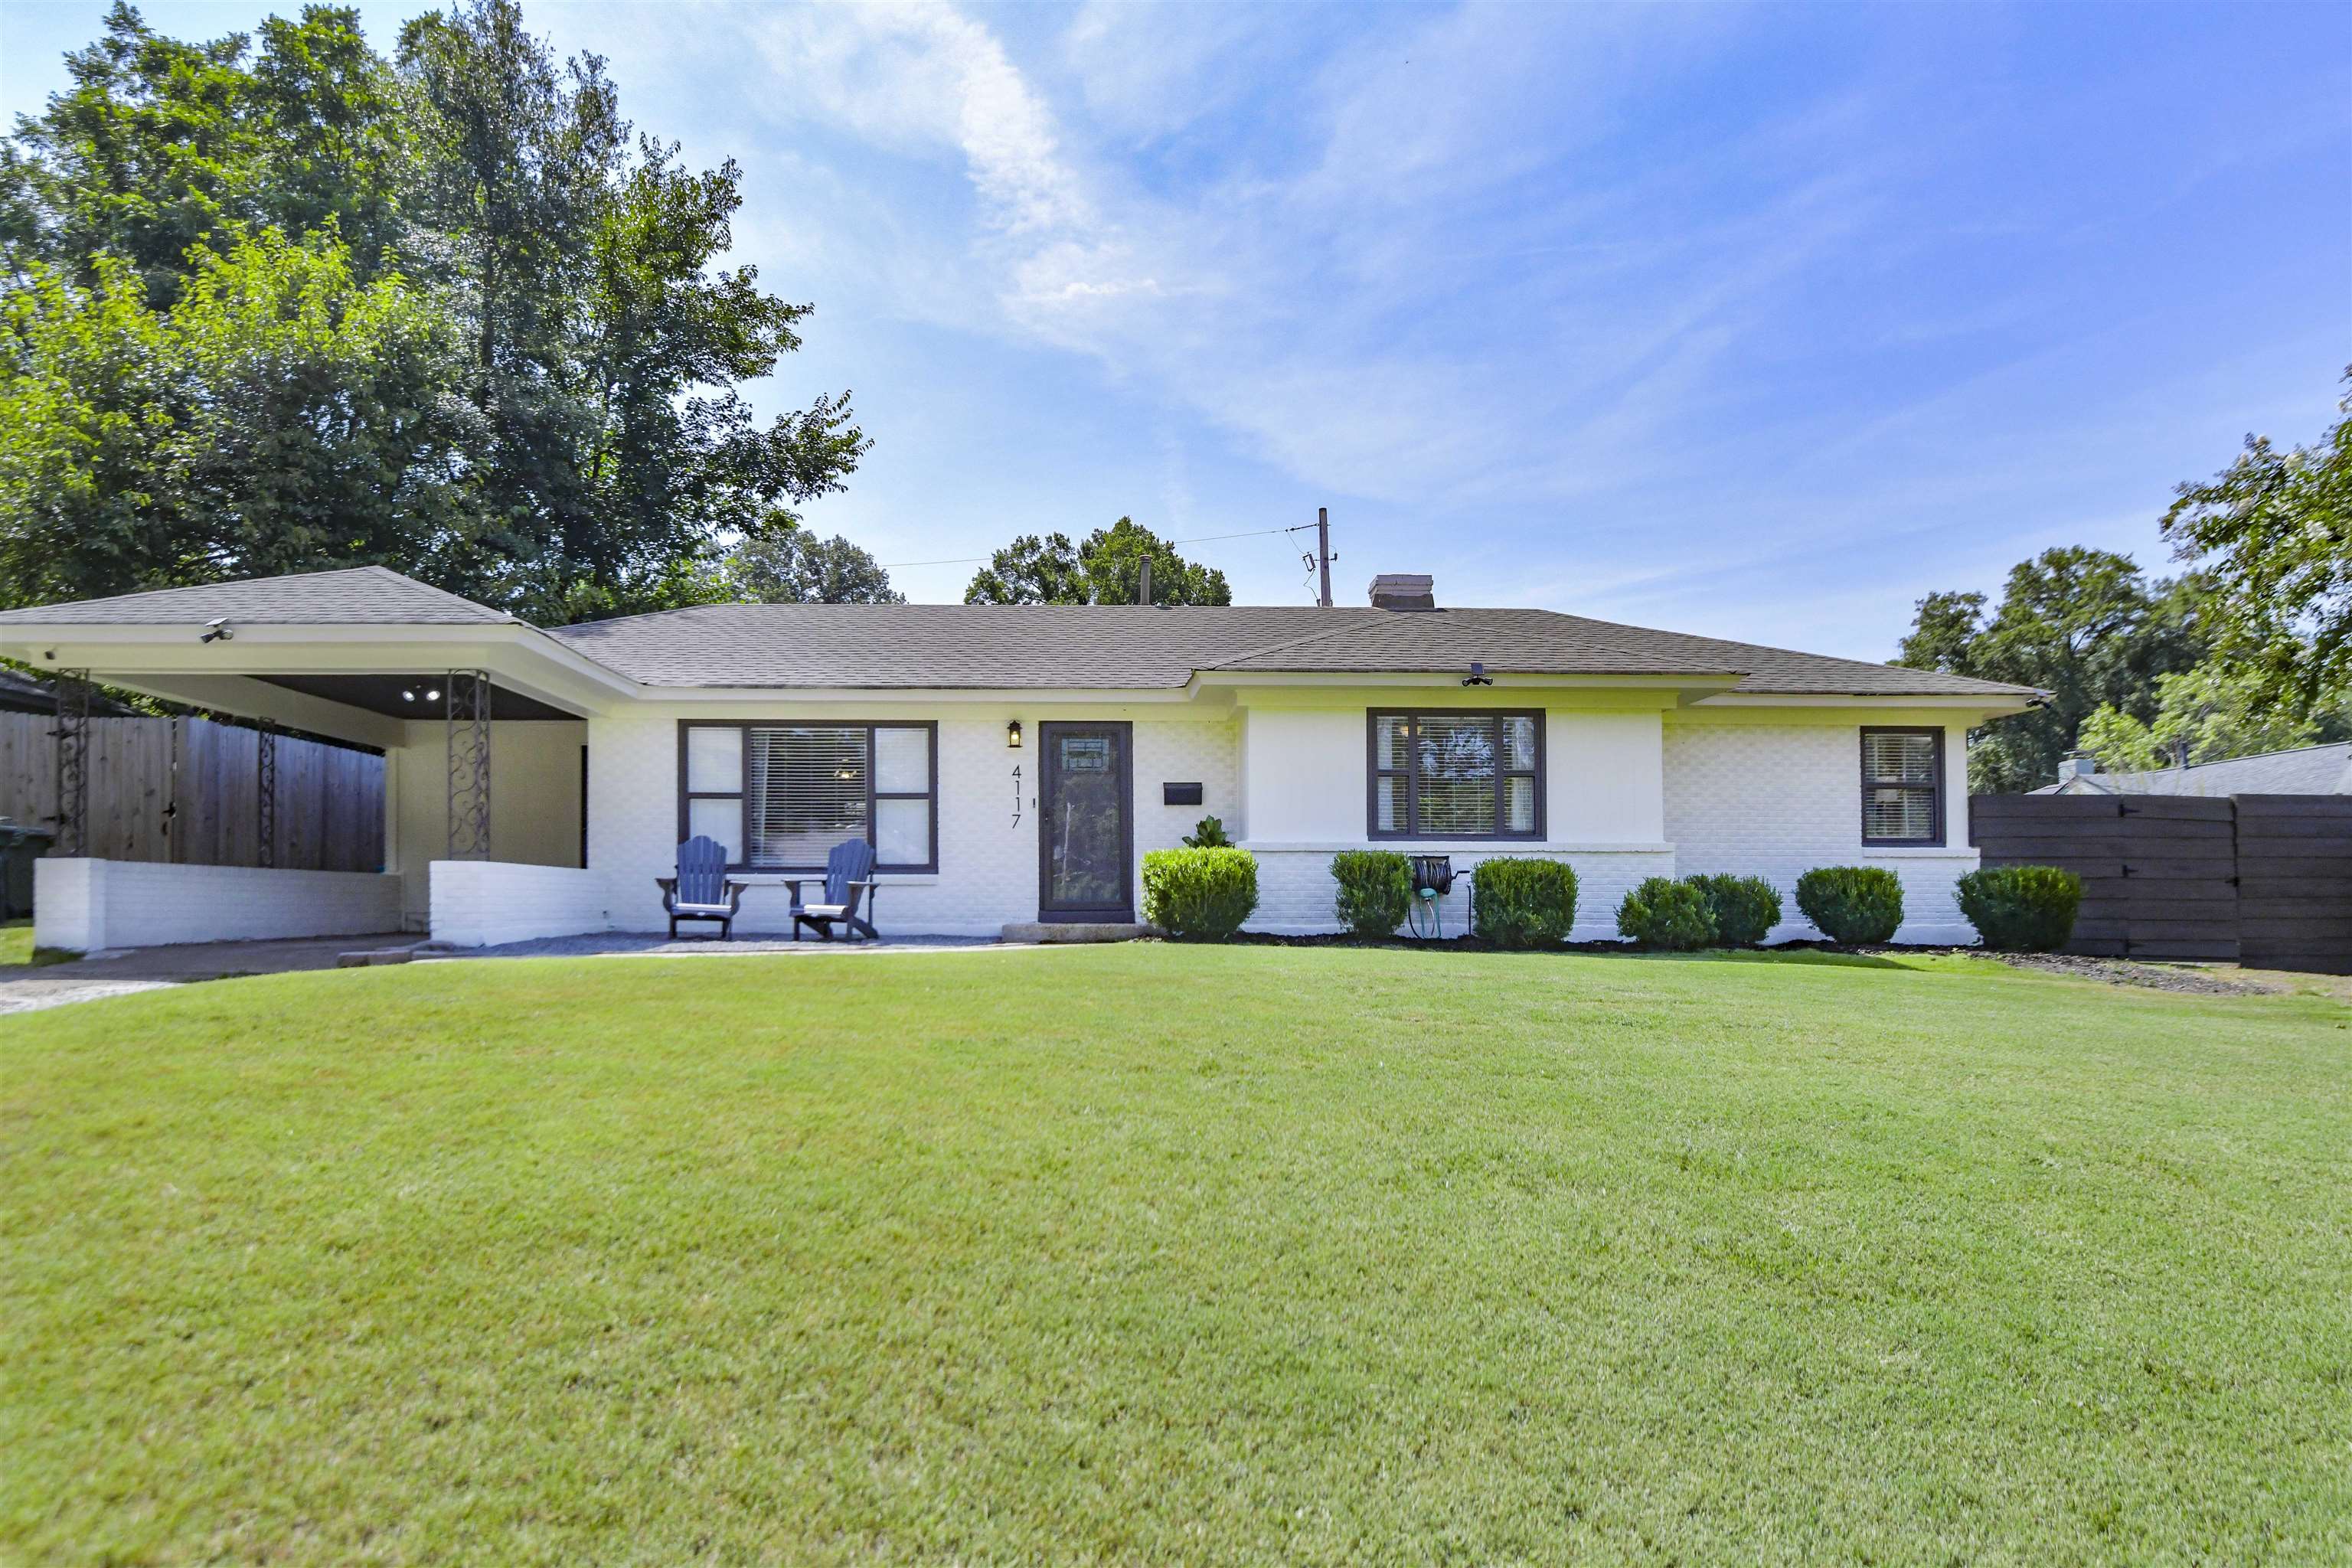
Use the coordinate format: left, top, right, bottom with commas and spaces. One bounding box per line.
877, 521, 1316, 572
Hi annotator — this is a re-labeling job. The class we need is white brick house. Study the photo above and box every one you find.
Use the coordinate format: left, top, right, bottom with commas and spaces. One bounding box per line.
0, 567, 2038, 949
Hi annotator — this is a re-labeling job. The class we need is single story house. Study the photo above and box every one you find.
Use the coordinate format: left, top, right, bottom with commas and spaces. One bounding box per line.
2038, 743, 2350, 797
0, 567, 2039, 950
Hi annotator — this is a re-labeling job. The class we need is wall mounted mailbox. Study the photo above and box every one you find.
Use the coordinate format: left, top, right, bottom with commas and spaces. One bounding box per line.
1163, 782, 1204, 806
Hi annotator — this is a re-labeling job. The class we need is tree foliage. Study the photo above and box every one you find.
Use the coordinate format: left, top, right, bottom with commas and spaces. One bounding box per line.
2, 0, 868, 622
729, 528, 902, 604
1, 3, 410, 302
2076, 661, 2348, 774
1895, 547, 2207, 792
2160, 372, 2351, 714
0, 232, 470, 606
964, 518, 1231, 606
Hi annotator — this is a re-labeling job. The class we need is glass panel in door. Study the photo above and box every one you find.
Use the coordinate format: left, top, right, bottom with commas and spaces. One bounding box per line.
1042, 724, 1130, 916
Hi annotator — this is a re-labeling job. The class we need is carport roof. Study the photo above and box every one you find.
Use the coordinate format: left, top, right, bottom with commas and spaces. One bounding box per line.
0, 567, 511, 627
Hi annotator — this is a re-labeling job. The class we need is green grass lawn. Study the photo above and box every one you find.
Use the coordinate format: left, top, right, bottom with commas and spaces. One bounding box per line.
3, 947, 2346, 1565
1, 920, 31, 965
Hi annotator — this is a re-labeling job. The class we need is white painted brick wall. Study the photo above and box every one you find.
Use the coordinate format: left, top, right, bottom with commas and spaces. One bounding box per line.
586, 711, 1240, 937
1662, 721, 1978, 942
429, 861, 612, 947
34, 858, 402, 952
1250, 847, 1677, 939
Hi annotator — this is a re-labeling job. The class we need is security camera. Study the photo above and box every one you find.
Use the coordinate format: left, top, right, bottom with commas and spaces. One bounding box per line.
201, 618, 234, 644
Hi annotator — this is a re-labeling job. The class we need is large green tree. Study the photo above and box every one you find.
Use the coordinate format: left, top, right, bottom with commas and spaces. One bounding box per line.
1, 3, 410, 302
1895, 547, 2207, 792
964, 518, 1231, 606
2160, 373, 2350, 715
2, 0, 868, 623
0, 231, 471, 606
729, 527, 902, 604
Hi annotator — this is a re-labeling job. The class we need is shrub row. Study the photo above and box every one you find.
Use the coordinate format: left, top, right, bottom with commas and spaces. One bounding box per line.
1152, 845, 2082, 953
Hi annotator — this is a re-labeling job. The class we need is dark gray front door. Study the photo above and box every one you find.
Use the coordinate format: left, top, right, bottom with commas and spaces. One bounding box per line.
1038, 722, 1133, 921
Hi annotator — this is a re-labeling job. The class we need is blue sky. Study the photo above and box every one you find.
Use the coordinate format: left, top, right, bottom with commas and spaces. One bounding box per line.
5, 2, 2347, 655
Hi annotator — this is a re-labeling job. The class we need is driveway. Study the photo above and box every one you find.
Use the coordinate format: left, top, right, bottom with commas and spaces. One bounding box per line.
0, 930, 1046, 1015
0, 933, 414, 1016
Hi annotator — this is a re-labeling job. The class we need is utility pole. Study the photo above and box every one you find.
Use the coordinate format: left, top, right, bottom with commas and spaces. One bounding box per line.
1315, 506, 1334, 607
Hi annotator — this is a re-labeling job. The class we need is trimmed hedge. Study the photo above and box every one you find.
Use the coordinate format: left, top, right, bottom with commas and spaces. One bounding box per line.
1616, 877, 1715, 950
1794, 866, 1905, 946
1142, 847, 1259, 939
1470, 858, 1577, 948
1330, 850, 1413, 936
1684, 873, 1783, 947
1957, 865, 2082, 952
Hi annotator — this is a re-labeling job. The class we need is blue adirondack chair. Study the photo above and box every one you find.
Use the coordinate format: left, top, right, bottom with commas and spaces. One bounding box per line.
787, 838, 880, 942
657, 835, 745, 940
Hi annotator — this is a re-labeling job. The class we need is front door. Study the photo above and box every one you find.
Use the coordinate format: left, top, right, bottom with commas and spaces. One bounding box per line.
1038, 721, 1133, 921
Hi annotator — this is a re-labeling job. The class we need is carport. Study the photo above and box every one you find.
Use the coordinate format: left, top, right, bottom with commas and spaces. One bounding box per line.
0, 569, 627, 951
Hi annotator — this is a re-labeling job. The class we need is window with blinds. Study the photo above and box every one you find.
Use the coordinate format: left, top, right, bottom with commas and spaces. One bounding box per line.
1860, 727, 1942, 845
1367, 711, 1543, 839
679, 722, 935, 871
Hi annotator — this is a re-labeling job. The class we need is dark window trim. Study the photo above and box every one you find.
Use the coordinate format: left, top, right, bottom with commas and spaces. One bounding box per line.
1860, 725, 1945, 848
1365, 709, 1547, 841
676, 720, 940, 874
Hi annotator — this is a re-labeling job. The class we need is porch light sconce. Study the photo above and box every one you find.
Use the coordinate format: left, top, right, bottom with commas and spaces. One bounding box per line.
1006, 719, 1023, 750
1462, 662, 1493, 687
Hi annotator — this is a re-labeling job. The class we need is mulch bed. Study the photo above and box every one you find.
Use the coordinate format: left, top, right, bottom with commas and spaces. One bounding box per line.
1155, 931, 2288, 994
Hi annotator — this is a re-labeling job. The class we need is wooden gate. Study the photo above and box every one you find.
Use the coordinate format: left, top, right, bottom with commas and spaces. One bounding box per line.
2235, 795, 2352, 974
0, 712, 384, 872
1970, 792, 2352, 972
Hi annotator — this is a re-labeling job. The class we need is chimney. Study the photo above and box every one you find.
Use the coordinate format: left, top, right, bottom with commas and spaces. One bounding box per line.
2058, 752, 2098, 783
1138, 557, 1153, 606
1368, 573, 1436, 611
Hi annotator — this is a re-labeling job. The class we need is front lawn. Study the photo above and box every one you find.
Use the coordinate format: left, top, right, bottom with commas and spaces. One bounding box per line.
3, 947, 2345, 1564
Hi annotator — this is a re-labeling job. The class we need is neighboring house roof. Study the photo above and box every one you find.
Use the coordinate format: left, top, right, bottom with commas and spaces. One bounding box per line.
2031, 742, 2352, 797
0, 567, 2040, 699
0, 665, 133, 715
0, 566, 513, 627
546, 603, 2037, 696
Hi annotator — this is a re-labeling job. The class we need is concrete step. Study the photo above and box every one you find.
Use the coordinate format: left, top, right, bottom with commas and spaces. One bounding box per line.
1000, 921, 1154, 944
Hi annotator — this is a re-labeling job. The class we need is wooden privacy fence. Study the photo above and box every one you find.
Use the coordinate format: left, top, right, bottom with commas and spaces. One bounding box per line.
0, 712, 384, 872
1971, 792, 2352, 973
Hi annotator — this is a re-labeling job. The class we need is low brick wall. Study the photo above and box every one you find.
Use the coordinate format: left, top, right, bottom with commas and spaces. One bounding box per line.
429, 861, 612, 947
34, 858, 403, 952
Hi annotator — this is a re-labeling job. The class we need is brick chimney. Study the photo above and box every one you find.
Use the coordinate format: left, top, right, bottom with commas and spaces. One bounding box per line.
1368, 573, 1436, 611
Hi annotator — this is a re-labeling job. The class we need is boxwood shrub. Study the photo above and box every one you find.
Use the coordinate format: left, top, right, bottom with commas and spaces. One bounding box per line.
1615, 876, 1715, 950
1794, 865, 1905, 946
1142, 847, 1259, 939
1684, 873, 1783, 947
1329, 849, 1413, 936
1957, 864, 2082, 952
1469, 858, 1577, 948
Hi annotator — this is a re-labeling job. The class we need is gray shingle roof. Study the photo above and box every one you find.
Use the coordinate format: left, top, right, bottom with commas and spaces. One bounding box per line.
0, 567, 2039, 699
0, 567, 511, 626
2034, 743, 2351, 797
547, 602, 2037, 697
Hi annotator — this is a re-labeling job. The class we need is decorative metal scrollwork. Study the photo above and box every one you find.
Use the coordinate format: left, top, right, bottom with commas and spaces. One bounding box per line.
256, 720, 279, 867
51, 670, 90, 857
446, 671, 492, 860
